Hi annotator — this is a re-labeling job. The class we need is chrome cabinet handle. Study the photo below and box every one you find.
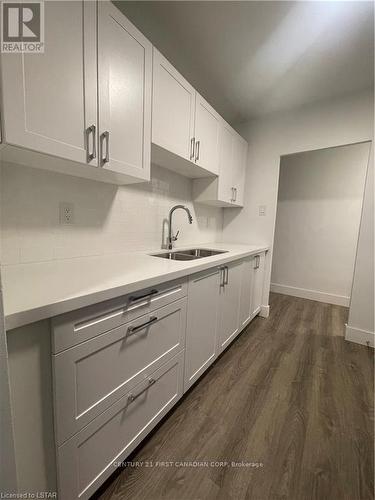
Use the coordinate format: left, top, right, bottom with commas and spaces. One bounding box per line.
224, 266, 229, 285
190, 137, 195, 160
220, 267, 225, 287
234, 188, 237, 202
195, 140, 200, 162
100, 131, 110, 165
129, 289, 158, 303
128, 377, 156, 404
127, 316, 158, 335
254, 255, 260, 269
231, 187, 234, 202
85, 124, 96, 163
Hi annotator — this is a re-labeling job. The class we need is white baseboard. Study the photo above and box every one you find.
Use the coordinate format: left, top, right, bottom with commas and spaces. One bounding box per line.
345, 324, 374, 348
270, 283, 350, 307
259, 305, 270, 318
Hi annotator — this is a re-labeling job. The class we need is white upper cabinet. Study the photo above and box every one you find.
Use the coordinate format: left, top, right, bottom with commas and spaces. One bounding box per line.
1, 1, 152, 185
193, 120, 247, 207
1, 0, 96, 165
1, 1, 247, 193
194, 93, 220, 175
217, 121, 235, 204
152, 50, 220, 178
97, 1, 152, 180
231, 132, 248, 206
152, 48, 195, 162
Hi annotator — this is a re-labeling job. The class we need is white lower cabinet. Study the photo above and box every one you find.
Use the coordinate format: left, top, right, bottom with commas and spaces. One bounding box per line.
53, 253, 267, 499
57, 351, 184, 500
251, 252, 266, 318
217, 260, 243, 353
184, 268, 220, 391
239, 252, 266, 326
54, 298, 187, 444
239, 257, 254, 328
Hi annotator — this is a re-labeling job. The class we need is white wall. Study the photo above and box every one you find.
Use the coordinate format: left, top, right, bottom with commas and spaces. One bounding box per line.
0, 163, 223, 266
271, 143, 370, 306
223, 90, 374, 306
346, 146, 374, 345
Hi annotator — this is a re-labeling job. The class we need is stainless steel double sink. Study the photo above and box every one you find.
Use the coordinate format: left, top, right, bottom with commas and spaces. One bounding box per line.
151, 248, 228, 261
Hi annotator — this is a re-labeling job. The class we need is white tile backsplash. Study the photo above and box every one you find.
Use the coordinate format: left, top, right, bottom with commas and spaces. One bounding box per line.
0, 162, 224, 265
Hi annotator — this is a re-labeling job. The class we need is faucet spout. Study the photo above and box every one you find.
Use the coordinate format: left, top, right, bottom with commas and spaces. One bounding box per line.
167, 205, 193, 250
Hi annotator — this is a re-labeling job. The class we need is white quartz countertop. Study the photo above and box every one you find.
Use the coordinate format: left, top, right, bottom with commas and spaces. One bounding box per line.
2, 242, 268, 330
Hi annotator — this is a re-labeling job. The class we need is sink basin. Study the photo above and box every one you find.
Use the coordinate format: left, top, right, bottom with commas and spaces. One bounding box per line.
178, 248, 227, 258
151, 248, 228, 261
150, 252, 197, 261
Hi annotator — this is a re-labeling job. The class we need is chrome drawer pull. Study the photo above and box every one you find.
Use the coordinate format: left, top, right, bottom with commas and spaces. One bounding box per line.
220, 267, 225, 287
224, 265, 229, 285
127, 316, 158, 335
129, 289, 158, 303
128, 377, 156, 403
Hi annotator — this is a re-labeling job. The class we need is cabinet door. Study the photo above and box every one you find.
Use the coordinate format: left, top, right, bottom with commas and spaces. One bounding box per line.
217, 260, 242, 353
194, 94, 220, 174
239, 257, 253, 328
217, 122, 235, 204
232, 134, 247, 207
1, 0, 96, 164
184, 268, 220, 391
98, 2, 152, 179
251, 253, 266, 319
152, 49, 196, 161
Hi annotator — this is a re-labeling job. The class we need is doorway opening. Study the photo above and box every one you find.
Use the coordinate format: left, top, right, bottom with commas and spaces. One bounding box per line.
271, 141, 371, 307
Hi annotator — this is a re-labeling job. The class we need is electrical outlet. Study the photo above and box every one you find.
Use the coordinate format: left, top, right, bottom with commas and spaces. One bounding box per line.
59, 202, 74, 225
259, 205, 266, 216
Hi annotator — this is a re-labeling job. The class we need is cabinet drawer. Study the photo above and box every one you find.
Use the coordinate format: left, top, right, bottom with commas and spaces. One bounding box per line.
51, 277, 187, 353
54, 298, 186, 444
57, 351, 184, 500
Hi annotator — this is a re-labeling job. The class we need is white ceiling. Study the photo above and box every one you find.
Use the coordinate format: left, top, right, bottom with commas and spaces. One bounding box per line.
116, 1, 374, 125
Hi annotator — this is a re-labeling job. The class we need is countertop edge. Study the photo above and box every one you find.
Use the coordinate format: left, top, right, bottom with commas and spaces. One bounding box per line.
5, 245, 269, 331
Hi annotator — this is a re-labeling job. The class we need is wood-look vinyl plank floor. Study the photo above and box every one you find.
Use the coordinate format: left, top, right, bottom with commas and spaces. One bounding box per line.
93, 293, 374, 500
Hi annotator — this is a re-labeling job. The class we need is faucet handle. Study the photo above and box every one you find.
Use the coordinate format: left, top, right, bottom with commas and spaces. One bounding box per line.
172, 230, 180, 242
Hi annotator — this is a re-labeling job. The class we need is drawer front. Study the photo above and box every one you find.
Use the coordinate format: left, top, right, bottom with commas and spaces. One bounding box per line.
51, 277, 187, 353
54, 298, 187, 444
57, 351, 184, 500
